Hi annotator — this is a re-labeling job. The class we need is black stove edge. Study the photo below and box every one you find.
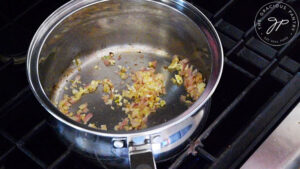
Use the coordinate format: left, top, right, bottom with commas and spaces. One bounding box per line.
209, 73, 300, 169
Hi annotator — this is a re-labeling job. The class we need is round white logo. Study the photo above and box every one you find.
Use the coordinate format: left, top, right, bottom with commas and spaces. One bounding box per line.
254, 1, 299, 46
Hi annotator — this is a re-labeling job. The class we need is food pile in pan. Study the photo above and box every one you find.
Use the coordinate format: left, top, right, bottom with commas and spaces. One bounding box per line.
57, 53, 206, 131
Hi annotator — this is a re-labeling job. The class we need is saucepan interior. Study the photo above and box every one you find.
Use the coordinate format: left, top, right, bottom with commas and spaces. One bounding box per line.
36, 0, 218, 133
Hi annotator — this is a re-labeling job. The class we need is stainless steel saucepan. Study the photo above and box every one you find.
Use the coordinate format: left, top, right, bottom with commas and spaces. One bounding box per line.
27, 0, 223, 168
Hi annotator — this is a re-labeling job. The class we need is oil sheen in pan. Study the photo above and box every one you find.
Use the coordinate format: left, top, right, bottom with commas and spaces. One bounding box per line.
51, 44, 189, 132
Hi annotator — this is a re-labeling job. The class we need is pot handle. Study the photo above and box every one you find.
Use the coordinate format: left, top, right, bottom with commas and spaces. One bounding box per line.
129, 139, 157, 169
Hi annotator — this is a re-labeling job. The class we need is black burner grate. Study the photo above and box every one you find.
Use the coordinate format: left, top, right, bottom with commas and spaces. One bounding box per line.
0, 0, 299, 169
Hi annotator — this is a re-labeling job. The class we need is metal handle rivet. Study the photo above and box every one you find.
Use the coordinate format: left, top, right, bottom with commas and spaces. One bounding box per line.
114, 140, 124, 148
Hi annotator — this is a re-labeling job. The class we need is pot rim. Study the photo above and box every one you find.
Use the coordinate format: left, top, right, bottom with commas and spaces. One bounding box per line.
26, 0, 224, 137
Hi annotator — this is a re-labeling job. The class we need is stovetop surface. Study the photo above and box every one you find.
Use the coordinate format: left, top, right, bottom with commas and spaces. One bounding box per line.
241, 102, 300, 169
0, 0, 299, 169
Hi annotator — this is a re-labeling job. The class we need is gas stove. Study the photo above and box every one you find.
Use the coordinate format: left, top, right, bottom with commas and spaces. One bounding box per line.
0, 0, 299, 169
